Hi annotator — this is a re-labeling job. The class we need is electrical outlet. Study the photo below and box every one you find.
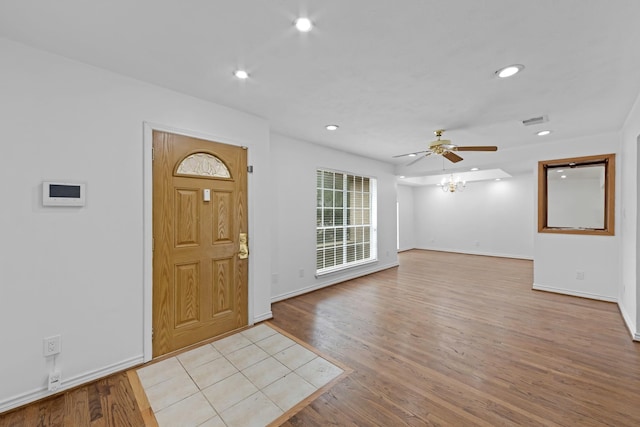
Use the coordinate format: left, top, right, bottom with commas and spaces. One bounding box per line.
43, 335, 61, 357
299, 269, 304, 278
576, 271, 585, 280
48, 370, 62, 392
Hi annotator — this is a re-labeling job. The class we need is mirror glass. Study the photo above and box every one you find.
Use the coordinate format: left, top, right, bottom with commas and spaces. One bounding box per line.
546, 164, 605, 228
538, 154, 615, 235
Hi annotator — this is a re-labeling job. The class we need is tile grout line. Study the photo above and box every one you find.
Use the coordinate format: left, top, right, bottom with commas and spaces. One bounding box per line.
136, 324, 349, 427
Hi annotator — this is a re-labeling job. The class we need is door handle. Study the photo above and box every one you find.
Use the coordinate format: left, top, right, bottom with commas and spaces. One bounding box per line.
238, 232, 248, 259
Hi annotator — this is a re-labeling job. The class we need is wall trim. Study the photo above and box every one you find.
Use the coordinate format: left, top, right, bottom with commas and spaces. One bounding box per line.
532, 283, 617, 303
415, 246, 533, 261
254, 311, 274, 323
618, 303, 639, 341
271, 262, 399, 303
0, 355, 143, 413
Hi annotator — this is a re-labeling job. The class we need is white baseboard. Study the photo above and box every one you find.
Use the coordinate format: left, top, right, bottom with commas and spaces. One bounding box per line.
0, 355, 143, 413
253, 311, 274, 323
271, 262, 399, 303
415, 246, 533, 260
618, 303, 639, 341
532, 283, 617, 303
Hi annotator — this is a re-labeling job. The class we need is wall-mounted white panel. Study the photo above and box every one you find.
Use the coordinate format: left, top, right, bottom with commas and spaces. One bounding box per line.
42, 182, 86, 206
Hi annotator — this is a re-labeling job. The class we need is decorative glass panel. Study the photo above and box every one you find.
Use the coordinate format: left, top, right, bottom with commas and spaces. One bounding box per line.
176, 153, 231, 178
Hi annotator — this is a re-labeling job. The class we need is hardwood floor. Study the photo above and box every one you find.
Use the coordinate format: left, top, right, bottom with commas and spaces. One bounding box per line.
2, 250, 639, 426
0, 372, 144, 427
271, 250, 640, 426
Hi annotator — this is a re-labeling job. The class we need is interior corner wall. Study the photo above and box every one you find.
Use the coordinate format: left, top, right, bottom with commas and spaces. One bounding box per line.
269, 133, 399, 302
397, 184, 416, 251
532, 132, 621, 303
0, 38, 271, 411
620, 87, 640, 339
412, 173, 534, 259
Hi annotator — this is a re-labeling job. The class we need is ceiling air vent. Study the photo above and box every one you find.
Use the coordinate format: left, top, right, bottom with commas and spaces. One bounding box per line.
522, 115, 548, 126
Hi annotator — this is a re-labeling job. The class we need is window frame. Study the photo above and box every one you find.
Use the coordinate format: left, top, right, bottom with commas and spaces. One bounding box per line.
315, 168, 378, 276
537, 153, 615, 236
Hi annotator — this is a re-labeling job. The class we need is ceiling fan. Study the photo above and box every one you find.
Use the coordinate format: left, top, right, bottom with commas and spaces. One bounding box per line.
394, 129, 498, 166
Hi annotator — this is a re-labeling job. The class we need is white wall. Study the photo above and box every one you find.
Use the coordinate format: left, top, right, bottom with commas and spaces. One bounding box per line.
547, 177, 605, 229
620, 87, 640, 339
0, 39, 272, 411
532, 132, 620, 302
412, 173, 534, 259
269, 133, 399, 301
397, 184, 416, 251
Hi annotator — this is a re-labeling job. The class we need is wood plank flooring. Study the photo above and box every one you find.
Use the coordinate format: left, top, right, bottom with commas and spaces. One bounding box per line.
0, 372, 143, 427
2, 250, 639, 426
271, 250, 640, 426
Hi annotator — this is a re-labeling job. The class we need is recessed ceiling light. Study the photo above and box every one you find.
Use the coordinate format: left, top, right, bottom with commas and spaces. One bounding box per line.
325, 124, 338, 131
408, 153, 417, 157
537, 130, 552, 136
470, 167, 479, 171
399, 176, 405, 179
561, 175, 567, 179
295, 17, 313, 32
495, 64, 524, 78
495, 178, 501, 181
234, 69, 249, 79
557, 169, 564, 173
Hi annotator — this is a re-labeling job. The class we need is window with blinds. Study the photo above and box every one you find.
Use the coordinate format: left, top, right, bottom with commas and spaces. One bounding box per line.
316, 169, 377, 274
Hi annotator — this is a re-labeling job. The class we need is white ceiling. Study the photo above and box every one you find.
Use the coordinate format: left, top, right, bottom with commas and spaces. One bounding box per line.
2, 1, 640, 176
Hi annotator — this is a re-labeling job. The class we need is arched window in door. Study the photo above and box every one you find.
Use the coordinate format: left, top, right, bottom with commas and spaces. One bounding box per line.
175, 152, 231, 178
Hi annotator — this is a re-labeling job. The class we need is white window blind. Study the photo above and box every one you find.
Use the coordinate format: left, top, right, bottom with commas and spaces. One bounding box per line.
316, 169, 377, 274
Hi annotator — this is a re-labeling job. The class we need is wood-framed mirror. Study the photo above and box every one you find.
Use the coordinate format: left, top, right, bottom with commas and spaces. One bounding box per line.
538, 153, 615, 235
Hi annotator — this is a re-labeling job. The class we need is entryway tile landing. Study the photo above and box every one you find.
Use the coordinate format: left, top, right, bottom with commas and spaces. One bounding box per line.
130, 323, 351, 427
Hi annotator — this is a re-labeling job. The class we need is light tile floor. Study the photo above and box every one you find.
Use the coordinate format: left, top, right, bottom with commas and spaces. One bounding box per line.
136, 324, 345, 427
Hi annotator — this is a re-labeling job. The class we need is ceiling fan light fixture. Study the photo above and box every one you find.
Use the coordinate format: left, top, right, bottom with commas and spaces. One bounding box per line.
393, 129, 497, 165
295, 17, 313, 32
495, 64, 524, 78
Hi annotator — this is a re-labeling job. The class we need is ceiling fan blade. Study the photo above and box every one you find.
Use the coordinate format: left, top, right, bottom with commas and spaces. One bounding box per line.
455, 146, 498, 152
392, 150, 430, 158
443, 151, 463, 163
406, 152, 432, 166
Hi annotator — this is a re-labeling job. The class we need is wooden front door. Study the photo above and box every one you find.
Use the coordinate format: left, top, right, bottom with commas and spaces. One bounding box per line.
152, 130, 248, 357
